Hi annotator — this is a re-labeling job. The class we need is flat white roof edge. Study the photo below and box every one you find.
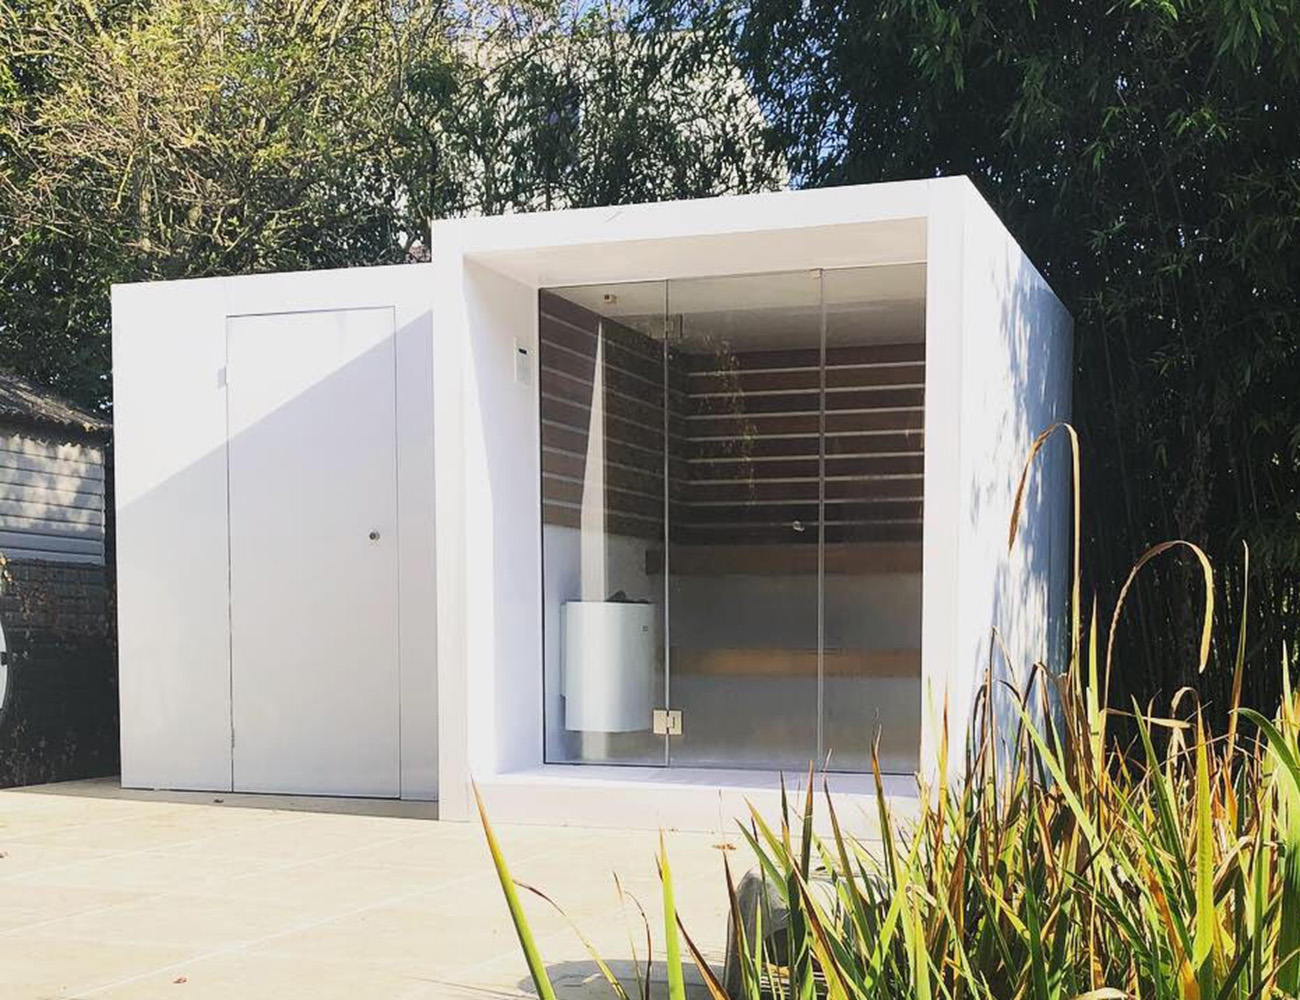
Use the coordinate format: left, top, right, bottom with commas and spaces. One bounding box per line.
437, 177, 972, 256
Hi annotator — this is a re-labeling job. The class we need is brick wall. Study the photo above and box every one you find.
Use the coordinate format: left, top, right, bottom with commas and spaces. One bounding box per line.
1, 559, 110, 636
0, 556, 119, 787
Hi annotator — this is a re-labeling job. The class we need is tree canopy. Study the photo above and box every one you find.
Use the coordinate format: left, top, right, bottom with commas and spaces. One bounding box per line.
0, 0, 780, 404
4, 0, 1299, 712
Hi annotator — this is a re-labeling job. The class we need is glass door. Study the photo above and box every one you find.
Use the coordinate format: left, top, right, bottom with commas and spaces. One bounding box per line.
540, 266, 925, 773
664, 271, 824, 770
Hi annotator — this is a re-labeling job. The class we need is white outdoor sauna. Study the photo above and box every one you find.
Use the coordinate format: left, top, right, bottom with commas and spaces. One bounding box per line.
112, 177, 1072, 829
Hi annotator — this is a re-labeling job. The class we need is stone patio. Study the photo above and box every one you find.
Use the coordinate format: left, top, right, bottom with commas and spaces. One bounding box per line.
0, 779, 733, 998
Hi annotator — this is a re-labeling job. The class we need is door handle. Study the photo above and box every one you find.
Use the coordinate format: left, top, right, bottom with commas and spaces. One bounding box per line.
368, 530, 381, 541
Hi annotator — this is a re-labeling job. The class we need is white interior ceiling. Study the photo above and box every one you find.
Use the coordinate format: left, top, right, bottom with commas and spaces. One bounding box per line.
550, 262, 926, 351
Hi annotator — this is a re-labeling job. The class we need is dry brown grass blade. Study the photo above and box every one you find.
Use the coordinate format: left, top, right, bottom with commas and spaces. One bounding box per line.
676, 912, 731, 1000
1145, 861, 1201, 1000
1105, 540, 1215, 679
1008, 421, 1081, 660
614, 873, 653, 1000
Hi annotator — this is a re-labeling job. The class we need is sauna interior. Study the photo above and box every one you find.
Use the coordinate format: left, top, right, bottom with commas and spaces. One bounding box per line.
539, 266, 924, 774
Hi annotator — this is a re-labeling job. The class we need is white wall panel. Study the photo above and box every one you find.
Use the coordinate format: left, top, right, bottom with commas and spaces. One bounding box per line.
919, 180, 965, 782
112, 277, 234, 791
113, 264, 438, 799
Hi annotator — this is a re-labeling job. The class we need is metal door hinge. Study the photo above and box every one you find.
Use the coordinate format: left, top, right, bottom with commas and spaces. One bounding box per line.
217, 366, 228, 388
653, 709, 682, 736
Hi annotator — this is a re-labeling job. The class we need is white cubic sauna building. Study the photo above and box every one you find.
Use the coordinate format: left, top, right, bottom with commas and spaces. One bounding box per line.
112, 177, 1073, 829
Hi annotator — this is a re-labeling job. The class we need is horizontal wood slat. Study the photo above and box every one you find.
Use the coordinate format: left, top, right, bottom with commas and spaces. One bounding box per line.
0, 480, 105, 509
680, 341, 923, 372
539, 291, 925, 548
0, 447, 106, 481
671, 522, 922, 546
646, 542, 923, 576
690, 454, 924, 482
0, 463, 105, 495
686, 431, 922, 460
0, 434, 106, 464
687, 386, 923, 417
543, 503, 662, 541
541, 371, 667, 431
690, 409, 923, 436
0, 515, 105, 539
676, 499, 922, 526
682, 476, 924, 504
0, 497, 105, 526
671, 647, 920, 678
0, 528, 104, 557
686, 361, 924, 394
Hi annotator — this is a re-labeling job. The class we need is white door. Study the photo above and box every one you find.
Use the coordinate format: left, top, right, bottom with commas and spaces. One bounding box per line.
226, 308, 399, 797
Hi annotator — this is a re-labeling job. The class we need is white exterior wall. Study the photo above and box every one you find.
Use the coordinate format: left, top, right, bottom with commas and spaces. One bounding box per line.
430, 254, 542, 806
111, 178, 1070, 828
954, 190, 1073, 770
112, 265, 438, 799
431, 177, 1071, 830
918, 183, 1074, 782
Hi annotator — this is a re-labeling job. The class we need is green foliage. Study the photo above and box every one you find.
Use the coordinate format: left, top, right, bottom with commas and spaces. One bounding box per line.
642, 0, 1300, 726
481, 637, 1300, 997
478, 422, 1300, 998
0, 0, 781, 407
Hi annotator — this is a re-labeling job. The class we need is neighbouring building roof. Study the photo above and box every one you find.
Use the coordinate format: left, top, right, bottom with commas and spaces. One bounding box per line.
0, 371, 110, 438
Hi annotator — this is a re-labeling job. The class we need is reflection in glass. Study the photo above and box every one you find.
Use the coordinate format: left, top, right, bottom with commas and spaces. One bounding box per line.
539, 282, 668, 765
664, 271, 823, 770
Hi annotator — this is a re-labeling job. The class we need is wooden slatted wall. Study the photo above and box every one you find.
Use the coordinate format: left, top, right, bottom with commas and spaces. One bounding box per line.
539, 291, 924, 552
0, 430, 107, 564
539, 291, 675, 541
677, 343, 923, 545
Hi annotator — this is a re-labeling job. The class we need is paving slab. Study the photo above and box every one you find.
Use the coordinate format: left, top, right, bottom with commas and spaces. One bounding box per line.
0, 779, 734, 998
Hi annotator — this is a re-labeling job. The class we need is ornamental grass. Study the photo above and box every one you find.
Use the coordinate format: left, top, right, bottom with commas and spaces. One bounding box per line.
478, 424, 1300, 1000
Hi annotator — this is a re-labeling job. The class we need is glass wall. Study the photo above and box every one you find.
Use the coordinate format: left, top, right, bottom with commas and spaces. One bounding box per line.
820, 265, 926, 773
540, 267, 924, 772
665, 272, 822, 769
538, 281, 668, 765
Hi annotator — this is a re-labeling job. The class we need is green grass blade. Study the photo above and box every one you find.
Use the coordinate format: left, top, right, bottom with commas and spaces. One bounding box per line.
658, 832, 688, 1000
516, 880, 631, 1000
1192, 714, 1217, 995
473, 782, 559, 1000
790, 868, 855, 1000
724, 853, 764, 1000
